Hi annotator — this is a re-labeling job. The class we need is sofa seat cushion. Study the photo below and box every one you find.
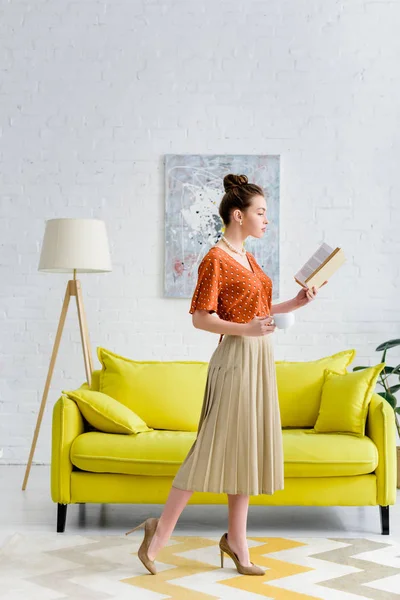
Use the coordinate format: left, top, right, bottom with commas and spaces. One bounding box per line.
70, 429, 379, 478
70, 430, 196, 476
284, 429, 378, 477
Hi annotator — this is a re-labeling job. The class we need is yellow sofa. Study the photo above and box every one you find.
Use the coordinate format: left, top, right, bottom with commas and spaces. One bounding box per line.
51, 353, 397, 535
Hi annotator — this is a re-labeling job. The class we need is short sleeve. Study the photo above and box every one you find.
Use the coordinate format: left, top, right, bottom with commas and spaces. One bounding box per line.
189, 255, 221, 315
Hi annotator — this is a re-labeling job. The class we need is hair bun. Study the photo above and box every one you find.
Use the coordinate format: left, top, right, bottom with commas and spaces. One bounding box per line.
223, 173, 248, 192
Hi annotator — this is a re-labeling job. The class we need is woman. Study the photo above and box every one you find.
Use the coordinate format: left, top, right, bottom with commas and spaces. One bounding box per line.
126, 173, 326, 575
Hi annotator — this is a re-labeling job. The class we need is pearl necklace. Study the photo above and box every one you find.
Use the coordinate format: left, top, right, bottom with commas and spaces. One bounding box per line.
221, 235, 247, 257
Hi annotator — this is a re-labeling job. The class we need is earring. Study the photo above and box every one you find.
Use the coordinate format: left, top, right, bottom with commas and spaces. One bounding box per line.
240, 220, 243, 226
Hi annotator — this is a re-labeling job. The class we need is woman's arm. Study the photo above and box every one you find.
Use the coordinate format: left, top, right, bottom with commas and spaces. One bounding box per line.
192, 310, 276, 337
192, 310, 249, 335
270, 298, 299, 315
271, 280, 327, 314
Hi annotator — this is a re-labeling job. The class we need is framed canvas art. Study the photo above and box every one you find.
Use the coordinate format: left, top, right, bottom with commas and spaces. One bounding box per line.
164, 154, 280, 300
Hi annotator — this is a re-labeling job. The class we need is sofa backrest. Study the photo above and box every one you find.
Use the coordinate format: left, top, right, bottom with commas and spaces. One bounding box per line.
276, 349, 356, 427
89, 363, 208, 432
83, 348, 356, 431
90, 369, 101, 392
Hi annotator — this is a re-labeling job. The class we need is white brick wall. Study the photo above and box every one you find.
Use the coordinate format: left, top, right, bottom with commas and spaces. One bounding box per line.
1, 0, 399, 464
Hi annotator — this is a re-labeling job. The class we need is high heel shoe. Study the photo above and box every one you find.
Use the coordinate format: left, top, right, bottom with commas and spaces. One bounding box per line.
125, 517, 159, 575
219, 532, 265, 576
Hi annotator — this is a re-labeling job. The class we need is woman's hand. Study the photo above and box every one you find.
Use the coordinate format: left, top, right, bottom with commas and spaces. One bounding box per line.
244, 315, 276, 337
295, 280, 328, 308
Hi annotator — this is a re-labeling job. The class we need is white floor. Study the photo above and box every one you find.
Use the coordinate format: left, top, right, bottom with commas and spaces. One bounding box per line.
1, 466, 399, 545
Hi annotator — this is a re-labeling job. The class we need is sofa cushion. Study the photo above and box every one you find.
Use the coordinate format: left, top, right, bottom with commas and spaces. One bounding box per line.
314, 363, 386, 436
285, 429, 378, 477
96, 346, 208, 431
71, 430, 194, 476
70, 429, 378, 478
61, 388, 153, 435
275, 349, 356, 428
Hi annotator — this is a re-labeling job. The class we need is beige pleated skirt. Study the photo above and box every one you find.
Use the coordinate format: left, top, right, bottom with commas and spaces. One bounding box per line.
172, 333, 284, 496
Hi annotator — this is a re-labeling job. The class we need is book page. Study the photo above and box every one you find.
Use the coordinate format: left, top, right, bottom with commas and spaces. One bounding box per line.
295, 243, 334, 285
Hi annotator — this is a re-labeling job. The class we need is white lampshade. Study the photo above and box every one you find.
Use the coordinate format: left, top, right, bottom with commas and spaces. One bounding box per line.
38, 218, 112, 273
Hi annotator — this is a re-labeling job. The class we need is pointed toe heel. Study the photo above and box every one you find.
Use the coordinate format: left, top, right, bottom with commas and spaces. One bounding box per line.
219, 532, 265, 576
125, 517, 159, 575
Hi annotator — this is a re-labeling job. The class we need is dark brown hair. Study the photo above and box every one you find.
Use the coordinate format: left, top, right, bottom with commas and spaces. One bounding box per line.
219, 174, 264, 226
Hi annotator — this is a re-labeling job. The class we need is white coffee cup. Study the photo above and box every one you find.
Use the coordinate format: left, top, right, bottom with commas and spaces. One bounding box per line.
271, 312, 295, 330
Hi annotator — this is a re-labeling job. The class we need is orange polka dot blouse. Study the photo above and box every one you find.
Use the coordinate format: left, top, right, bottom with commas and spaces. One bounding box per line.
189, 246, 273, 336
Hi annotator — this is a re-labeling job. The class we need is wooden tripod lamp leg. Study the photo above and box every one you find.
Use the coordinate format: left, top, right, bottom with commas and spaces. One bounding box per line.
22, 279, 95, 491
74, 280, 93, 387
22, 282, 71, 491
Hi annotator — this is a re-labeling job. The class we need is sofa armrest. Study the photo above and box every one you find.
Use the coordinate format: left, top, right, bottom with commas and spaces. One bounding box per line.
51, 396, 84, 504
366, 392, 397, 505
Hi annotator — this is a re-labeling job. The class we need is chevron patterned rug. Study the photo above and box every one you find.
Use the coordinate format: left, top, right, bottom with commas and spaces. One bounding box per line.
1, 532, 400, 599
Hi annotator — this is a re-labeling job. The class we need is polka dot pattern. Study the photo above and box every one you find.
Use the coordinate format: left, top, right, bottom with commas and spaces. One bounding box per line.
189, 247, 273, 322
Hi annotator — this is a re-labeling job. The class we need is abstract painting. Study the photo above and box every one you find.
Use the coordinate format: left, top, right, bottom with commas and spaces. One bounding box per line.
164, 154, 280, 299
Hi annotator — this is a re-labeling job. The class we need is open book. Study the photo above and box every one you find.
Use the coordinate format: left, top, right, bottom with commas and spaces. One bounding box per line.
294, 243, 346, 289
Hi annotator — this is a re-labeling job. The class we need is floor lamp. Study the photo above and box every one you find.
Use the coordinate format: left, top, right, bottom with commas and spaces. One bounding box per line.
22, 218, 112, 490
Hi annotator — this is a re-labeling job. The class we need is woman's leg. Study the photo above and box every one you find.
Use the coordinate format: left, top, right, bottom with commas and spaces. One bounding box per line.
226, 493, 252, 566
147, 486, 193, 561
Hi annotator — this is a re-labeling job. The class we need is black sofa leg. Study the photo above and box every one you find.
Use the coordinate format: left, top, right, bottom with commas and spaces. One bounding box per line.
379, 505, 389, 535
57, 504, 67, 533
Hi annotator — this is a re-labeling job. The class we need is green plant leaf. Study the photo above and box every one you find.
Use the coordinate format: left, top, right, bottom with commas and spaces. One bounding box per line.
395, 407, 400, 414
353, 365, 393, 374
376, 339, 400, 351
387, 384, 400, 395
